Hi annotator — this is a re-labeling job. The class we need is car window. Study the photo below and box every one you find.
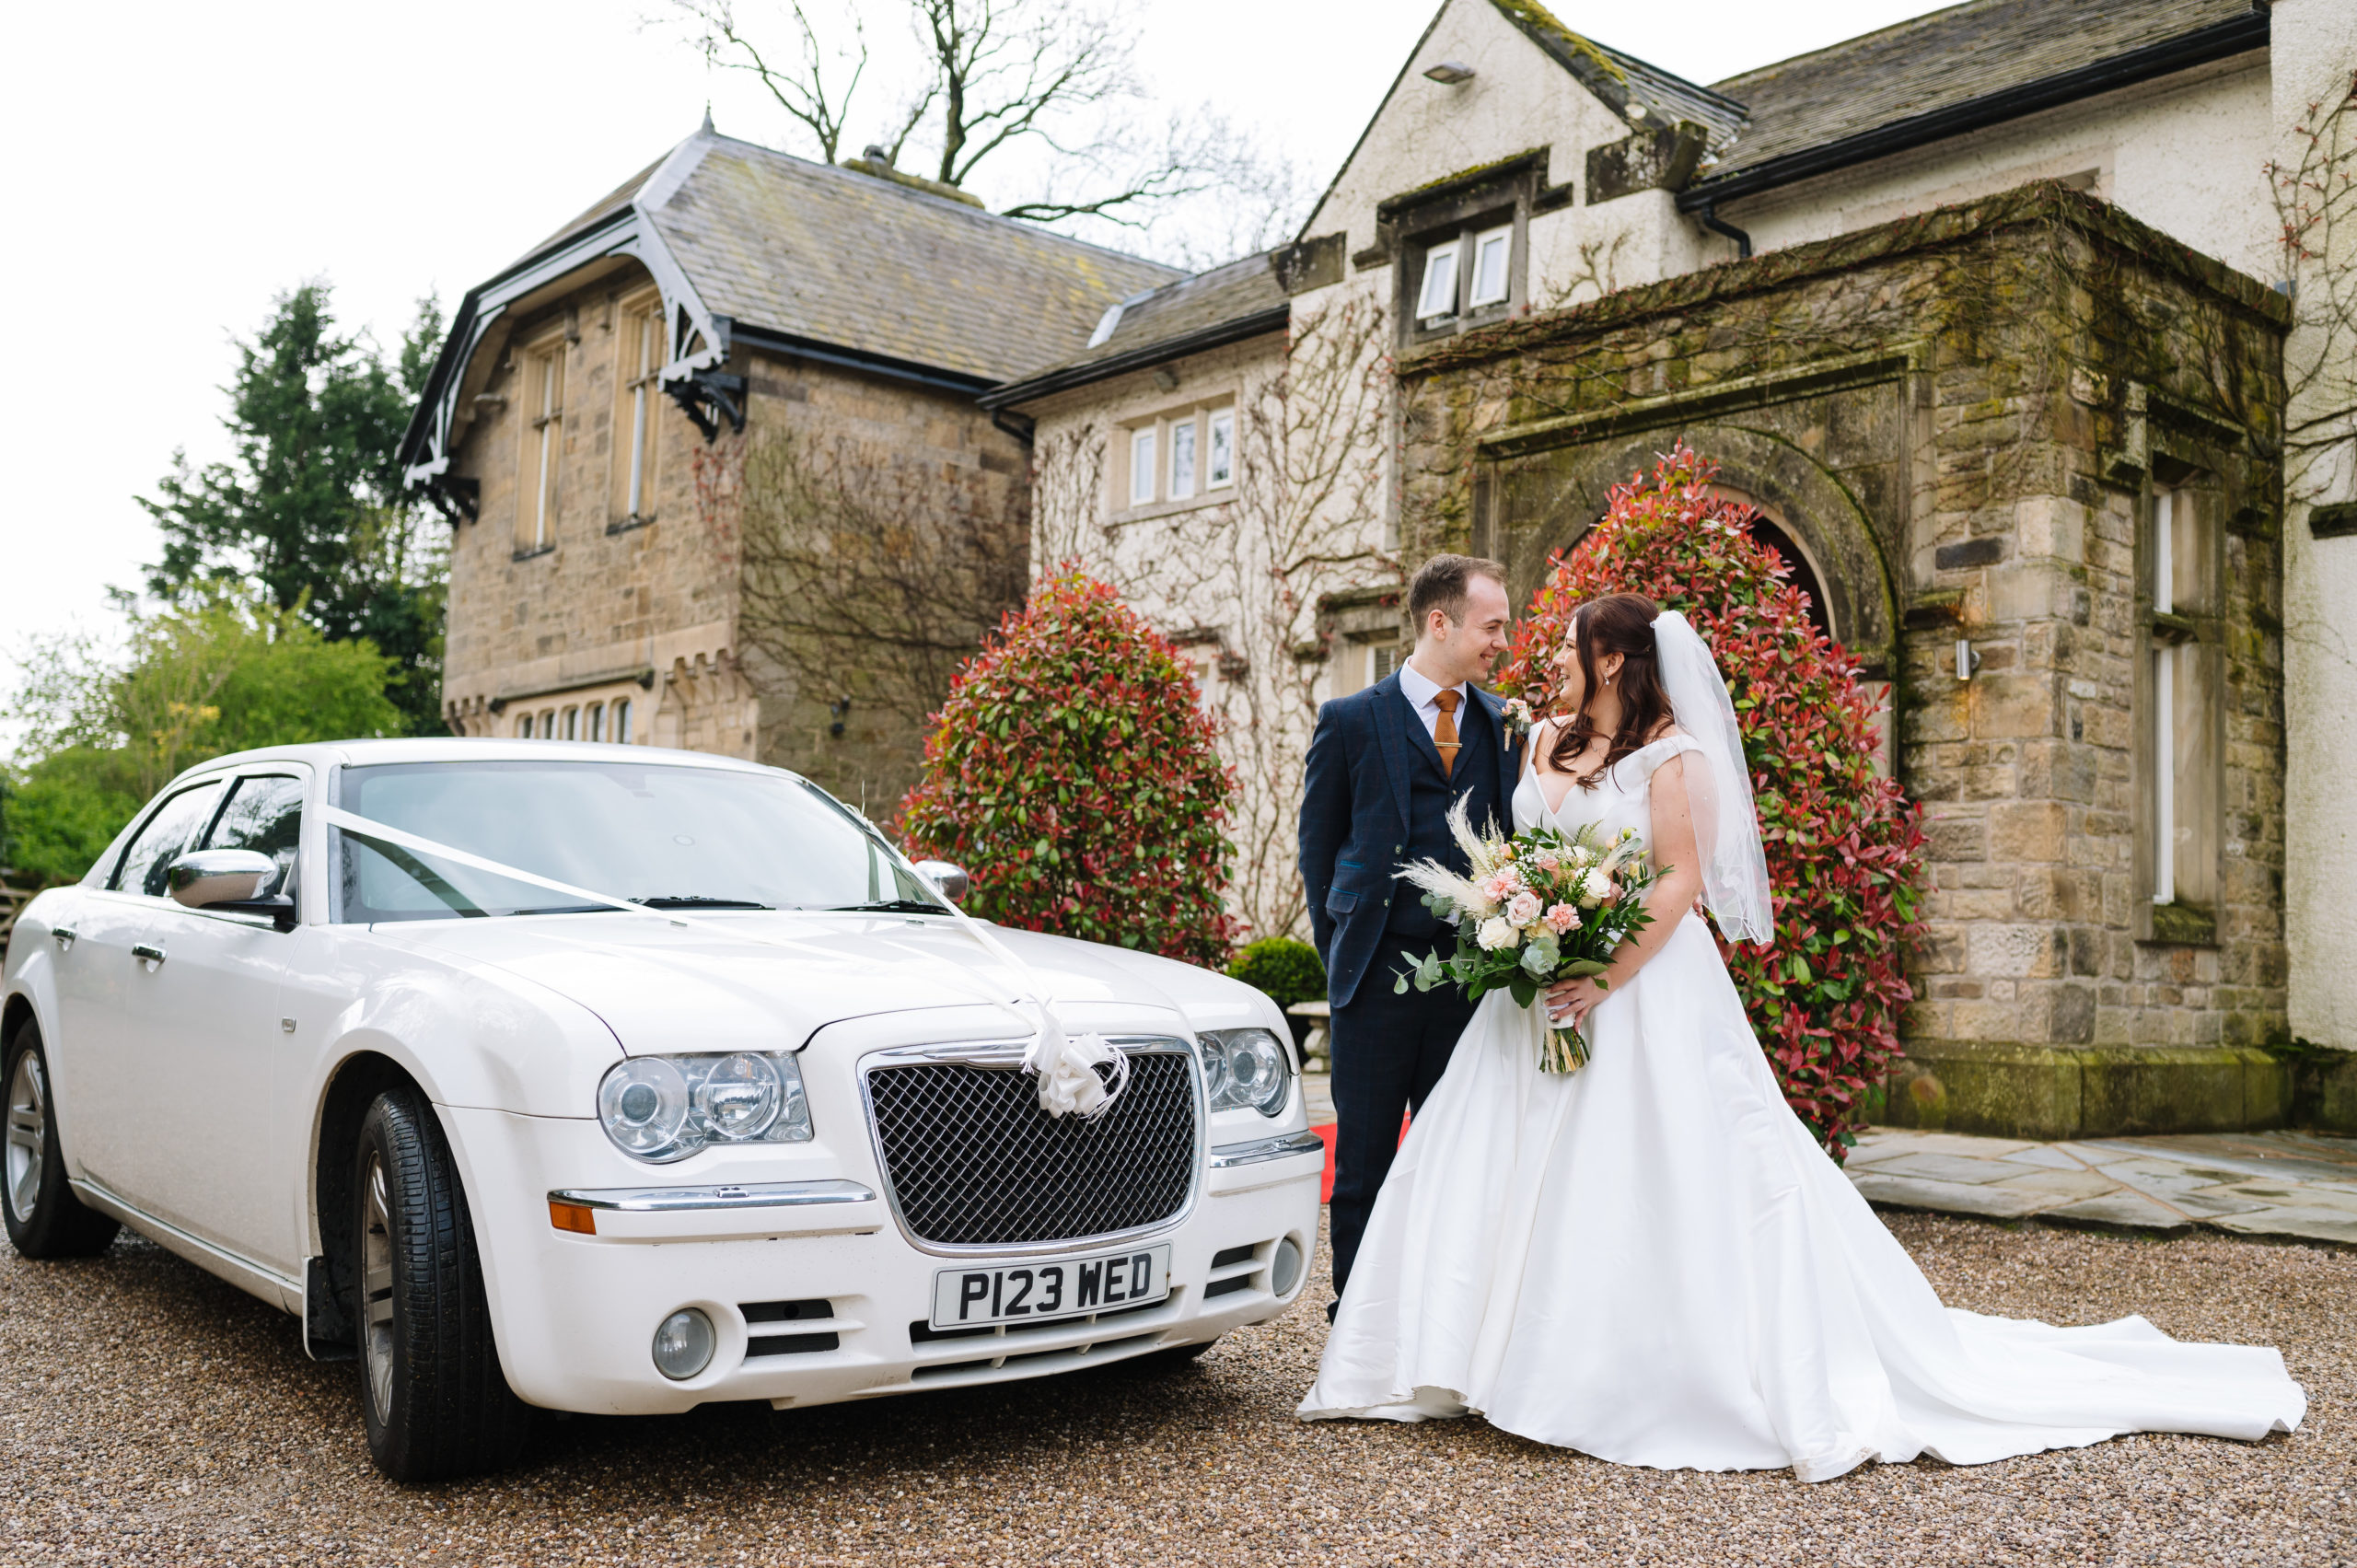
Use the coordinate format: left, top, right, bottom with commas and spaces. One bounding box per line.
333, 760, 945, 923
110, 780, 229, 898
202, 774, 304, 899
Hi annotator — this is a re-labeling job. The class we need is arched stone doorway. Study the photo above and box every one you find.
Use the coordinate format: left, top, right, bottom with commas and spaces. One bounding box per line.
1480, 422, 1898, 679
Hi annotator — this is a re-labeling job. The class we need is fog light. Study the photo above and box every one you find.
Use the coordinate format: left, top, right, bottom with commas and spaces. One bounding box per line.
652, 1308, 715, 1380
1271, 1237, 1304, 1297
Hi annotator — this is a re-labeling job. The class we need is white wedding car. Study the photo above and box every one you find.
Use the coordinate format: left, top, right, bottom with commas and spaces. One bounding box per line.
1, 740, 1322, 1480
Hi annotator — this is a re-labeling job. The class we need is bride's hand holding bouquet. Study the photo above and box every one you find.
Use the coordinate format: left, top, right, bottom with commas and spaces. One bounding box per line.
1392, 798, 1664, 1072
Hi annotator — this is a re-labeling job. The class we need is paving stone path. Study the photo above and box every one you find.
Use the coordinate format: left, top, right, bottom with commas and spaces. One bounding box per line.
1847, 1127, 2357, 1247
1303, 1071, 2357, 1247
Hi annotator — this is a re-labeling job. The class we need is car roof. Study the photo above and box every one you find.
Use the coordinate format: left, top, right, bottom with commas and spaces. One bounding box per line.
157, 738, 795, 790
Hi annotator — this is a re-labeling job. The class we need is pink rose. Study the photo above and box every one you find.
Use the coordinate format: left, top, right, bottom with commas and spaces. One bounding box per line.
1531, 851, 1562, 874
1544, 901, 1579, 934
1507, 890, 1542, 926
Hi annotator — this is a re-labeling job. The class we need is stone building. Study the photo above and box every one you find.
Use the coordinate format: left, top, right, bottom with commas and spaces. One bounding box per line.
398, 122, 1176, 809
989, 0, 2357, 1135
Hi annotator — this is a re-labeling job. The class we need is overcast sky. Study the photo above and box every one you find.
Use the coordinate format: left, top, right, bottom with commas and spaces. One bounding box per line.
0, 0, 1956, 745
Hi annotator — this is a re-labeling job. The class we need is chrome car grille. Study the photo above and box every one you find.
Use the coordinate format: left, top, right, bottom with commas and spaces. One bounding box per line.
863, 1040, 1200, 1249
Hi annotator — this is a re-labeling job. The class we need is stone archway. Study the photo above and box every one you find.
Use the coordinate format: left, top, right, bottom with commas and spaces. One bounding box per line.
1483, 422, 1898, 677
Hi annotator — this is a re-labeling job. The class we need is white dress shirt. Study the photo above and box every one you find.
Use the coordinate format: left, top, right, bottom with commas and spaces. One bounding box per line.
1397, 656, 1470, 743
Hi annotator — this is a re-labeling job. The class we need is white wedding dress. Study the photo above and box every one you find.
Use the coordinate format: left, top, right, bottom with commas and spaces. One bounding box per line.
1298, 733, 2305, 1481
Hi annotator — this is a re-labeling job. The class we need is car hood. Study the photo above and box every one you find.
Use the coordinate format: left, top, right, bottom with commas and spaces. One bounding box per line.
369, 912, 1251, 1055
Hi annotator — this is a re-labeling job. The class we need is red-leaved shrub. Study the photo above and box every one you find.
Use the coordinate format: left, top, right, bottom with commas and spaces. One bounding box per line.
900, 568, 1241, 968
1495, 446, 1926, 1156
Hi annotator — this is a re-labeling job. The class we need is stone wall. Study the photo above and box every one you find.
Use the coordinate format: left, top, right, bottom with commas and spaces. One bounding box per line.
1390, 182, 2294, 1137
438, 267, 1029, 819
441, 261, 748, 750
729, 349, 1030, 818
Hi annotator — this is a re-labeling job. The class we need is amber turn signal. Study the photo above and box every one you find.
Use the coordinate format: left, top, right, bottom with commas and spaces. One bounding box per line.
549, 1199, 598, 1235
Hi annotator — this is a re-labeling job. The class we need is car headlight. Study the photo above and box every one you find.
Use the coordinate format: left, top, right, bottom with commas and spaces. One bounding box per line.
1200, 1028, 1292, 1117
597, 1051, 812, 1163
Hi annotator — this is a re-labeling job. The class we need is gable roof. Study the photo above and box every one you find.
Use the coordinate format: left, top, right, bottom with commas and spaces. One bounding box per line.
983, 250, 1292, 409
401, 125, 1181, 487
637, 132, 1181, 384
1487, 1, 1748, 155
1691, 0, 2268, 201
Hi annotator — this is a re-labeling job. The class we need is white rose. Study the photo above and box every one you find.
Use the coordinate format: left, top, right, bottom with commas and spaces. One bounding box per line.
1507, 890, 1542, 927
1477, 916, 1520, 951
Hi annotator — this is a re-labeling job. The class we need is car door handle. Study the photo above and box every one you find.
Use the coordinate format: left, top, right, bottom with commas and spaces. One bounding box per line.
131, 943, 167, 967
52, 927, 76, 951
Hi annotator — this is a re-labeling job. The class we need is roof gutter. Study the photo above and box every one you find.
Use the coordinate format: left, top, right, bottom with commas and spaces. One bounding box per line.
721, 324, 997, 399
981, 305, 1291, 411
1678, 6, 2270, 214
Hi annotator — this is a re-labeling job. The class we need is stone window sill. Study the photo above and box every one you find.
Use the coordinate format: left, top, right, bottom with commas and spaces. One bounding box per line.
511, 543, 555, 563
1112, 489, 1237, 527
607, 514, 656, 537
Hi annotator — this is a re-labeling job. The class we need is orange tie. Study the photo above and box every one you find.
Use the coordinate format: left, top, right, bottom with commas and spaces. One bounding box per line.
1434, 689, 1461, 778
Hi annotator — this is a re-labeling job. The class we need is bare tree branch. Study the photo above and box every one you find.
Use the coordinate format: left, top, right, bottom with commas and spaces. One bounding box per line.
736, 426, 1028, 801
664, 0, 1306, 262
671, 0, 869, 163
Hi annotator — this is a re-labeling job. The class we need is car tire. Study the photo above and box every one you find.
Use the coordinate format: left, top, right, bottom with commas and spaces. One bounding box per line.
354, 1086, 531, 1482
2, 1020, 121, 1260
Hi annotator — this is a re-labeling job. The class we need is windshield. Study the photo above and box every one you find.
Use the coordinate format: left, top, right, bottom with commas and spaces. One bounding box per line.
333, 759, 948, 923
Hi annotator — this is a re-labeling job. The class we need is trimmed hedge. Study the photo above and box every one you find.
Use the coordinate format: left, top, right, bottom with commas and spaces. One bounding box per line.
1227, 936, 1328, 1010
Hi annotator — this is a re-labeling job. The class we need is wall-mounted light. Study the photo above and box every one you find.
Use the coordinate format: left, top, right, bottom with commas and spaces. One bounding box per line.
829, 696, 852, 737
1955, 638, 1980, 682
1423, 60, 1476, 84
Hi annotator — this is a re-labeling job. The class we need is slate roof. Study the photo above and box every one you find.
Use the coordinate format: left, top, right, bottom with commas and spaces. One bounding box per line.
1703, 0, 2263, 180
1004, 250, 1290, 390
530, 157, 662, 257
511, 131, 1183, 386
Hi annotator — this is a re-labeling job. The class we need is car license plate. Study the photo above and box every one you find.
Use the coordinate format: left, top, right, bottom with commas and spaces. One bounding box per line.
930, 1244, 1172, 1330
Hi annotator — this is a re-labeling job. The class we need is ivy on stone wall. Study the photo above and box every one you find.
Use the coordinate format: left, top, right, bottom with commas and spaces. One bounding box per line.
900, 568, 1242, 968
1495, 446, 1927, 1156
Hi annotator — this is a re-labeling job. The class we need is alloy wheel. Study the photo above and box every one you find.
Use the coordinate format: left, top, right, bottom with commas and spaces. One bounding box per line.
4, 1051, 45, 1225
361, 1151, 396, 1424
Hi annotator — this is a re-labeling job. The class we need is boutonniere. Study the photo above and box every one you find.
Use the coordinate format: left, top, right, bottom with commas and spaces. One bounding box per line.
1499, 696, 1536, 744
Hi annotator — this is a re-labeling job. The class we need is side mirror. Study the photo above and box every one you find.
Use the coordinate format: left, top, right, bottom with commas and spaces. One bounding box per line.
167, 850, 296, 930
912, 859, 970, 903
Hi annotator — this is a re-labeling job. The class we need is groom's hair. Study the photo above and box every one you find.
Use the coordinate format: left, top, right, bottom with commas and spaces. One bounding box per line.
1407, 554, 1507, 633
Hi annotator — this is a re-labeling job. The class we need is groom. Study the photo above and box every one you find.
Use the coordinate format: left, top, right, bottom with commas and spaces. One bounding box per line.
1300, 554, 1518, 1314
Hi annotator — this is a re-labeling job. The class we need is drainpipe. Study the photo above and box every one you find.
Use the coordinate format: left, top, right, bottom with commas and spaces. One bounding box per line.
1698, 199, 1752, 261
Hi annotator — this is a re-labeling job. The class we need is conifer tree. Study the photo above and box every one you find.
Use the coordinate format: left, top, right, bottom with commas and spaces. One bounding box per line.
140, 283, 447, 733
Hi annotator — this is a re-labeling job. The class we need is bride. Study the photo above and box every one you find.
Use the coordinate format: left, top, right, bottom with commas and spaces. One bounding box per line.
1298, 593, 2305, 1481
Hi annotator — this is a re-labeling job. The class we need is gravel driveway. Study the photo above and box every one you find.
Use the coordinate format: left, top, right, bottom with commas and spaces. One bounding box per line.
2, 1214, 2348, 1565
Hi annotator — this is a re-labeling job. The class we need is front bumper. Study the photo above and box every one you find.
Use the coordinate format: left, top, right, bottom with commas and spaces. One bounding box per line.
447, 1109, 1324, 1415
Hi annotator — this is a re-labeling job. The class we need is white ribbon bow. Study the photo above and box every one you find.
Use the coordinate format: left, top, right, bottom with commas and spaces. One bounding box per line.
1021, 1005, 1130, 1121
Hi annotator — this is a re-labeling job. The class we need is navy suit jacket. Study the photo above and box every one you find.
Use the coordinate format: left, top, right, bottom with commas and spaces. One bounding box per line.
1300, 673, 1522, 1009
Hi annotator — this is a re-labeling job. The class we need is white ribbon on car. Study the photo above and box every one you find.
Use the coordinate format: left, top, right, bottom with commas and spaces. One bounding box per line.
319, 806, 1131, 1121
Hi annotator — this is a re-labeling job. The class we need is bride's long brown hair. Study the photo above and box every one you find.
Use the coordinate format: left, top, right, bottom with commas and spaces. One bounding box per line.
1546, 593, 1673, 789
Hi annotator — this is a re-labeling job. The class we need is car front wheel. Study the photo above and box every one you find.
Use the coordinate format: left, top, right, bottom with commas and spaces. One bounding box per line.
2, 1021, 120, 1260
354, 1086, 531, 1481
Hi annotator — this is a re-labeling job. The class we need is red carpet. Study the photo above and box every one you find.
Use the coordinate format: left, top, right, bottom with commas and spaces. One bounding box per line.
1307, 1116, 1411, 1204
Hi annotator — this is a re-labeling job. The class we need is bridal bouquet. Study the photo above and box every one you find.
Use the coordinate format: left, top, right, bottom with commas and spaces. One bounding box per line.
1392, 799, 1662, 1073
